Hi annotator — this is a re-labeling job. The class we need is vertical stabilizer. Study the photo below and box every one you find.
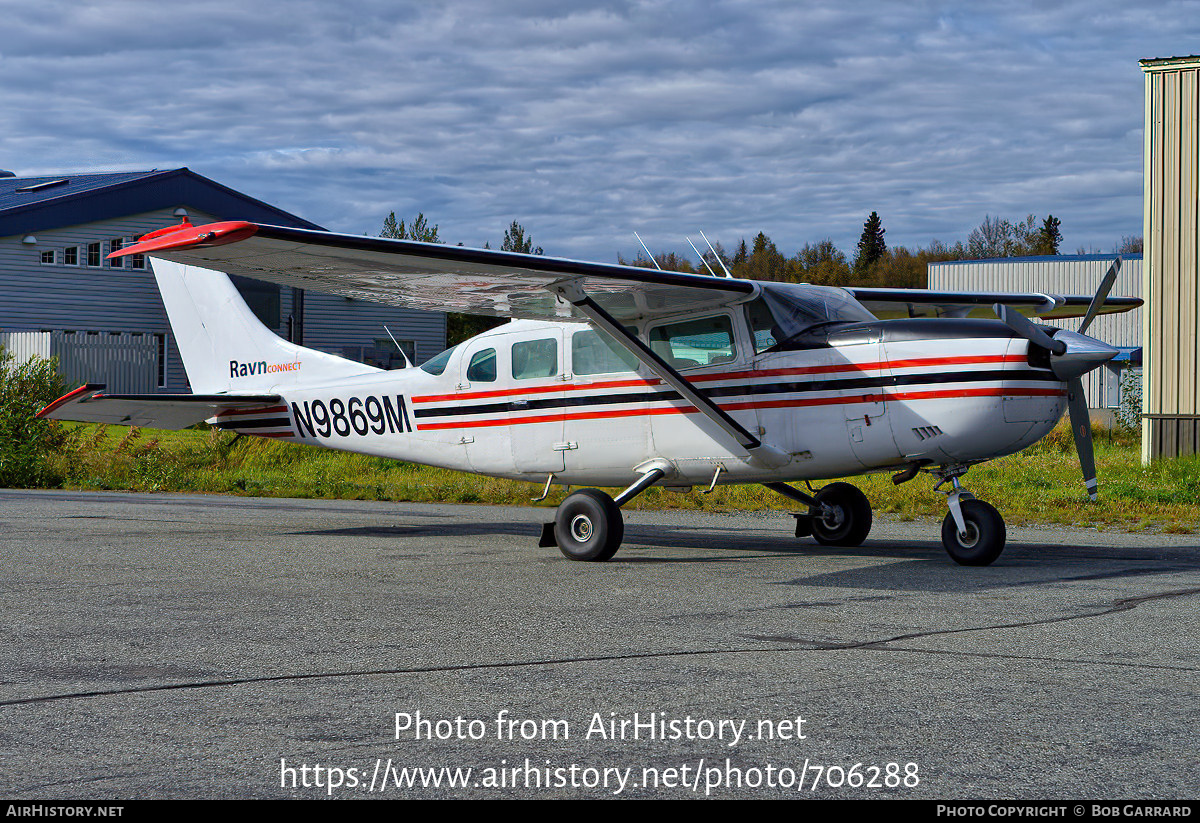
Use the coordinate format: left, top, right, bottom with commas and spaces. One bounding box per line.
151, 258, 381, 394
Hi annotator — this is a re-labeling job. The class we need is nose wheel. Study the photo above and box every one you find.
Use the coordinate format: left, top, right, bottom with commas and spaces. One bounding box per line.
936, 469, 1007, 566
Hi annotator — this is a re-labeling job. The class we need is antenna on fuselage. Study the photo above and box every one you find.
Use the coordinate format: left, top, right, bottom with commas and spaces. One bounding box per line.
633, 231, 663, 270
699, 230, 734, 278
686, 236, 719, 277
383, 325, 412, 369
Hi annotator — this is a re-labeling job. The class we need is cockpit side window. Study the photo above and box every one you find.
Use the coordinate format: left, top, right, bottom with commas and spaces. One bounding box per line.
745, 299, 778, 353
647, 315, 737, 369
512, 338, 558, 379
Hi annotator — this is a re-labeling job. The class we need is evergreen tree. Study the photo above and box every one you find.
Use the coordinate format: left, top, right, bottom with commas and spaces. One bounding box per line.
381, 211, 440, 243
1034, 215, 1062, 255
854, 212, 887, 277
502, 221, 543, 255
745, 232, 788, 281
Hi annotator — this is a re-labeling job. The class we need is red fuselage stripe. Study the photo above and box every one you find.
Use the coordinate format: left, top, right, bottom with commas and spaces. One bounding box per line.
413, 387, 1064, 431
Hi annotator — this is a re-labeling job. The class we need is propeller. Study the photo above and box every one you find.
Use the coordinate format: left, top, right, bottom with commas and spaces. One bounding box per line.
991, 256, 1122, 502
1077, 257, 1122, 336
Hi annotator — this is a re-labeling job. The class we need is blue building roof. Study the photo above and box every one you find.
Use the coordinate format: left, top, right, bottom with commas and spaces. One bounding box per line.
0, 168, 323, 236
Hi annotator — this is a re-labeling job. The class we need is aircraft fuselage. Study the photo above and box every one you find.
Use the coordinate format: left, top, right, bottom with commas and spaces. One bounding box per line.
219, 315, 1066, 489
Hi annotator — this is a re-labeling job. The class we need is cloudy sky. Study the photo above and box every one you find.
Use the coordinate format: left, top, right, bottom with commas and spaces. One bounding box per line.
3, 0, 1197, 262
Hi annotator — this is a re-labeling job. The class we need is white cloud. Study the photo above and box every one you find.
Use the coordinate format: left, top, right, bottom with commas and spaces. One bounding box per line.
2, 0, 1197, 260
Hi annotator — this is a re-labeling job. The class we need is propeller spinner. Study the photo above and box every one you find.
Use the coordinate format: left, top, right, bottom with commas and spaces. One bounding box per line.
992, 257, 1122, 501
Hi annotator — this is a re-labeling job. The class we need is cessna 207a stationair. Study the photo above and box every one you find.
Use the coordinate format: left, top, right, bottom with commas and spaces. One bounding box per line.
37, 219, 1141, 566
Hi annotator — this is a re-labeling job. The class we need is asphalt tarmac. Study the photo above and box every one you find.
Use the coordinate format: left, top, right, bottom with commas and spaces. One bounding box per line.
0, 489, 1197, 799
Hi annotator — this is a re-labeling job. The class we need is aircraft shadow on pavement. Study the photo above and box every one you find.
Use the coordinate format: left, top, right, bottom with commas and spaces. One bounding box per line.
286, 519, 1200, 593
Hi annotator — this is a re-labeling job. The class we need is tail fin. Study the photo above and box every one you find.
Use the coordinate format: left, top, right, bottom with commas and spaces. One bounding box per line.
152, 258, 380, 394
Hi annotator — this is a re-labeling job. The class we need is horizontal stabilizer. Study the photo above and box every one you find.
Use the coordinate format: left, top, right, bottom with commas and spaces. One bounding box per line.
36, 385, 282, 430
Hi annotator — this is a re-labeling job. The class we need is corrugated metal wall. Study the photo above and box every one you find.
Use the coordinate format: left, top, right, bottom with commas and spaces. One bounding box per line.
928, 255, 1142, 411
0, 331, 158, 393
1141, 56, 1200, 460
53, 332, 159, 393
0, 331, 51, 363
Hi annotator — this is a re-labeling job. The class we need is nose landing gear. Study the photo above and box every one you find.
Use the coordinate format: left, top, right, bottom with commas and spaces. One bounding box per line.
935, 467, 1006, 566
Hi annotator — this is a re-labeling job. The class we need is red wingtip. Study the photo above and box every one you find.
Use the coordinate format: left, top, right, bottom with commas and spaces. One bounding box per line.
35, 384, 105, 418
106, 220, 259, 259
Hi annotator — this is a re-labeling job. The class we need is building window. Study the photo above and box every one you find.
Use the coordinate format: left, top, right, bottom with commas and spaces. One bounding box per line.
64, 246, 78, 266
108, 238, 124, 268
86, 242, 101, 267
129, 250, 146, 270
40, 250, 55, 265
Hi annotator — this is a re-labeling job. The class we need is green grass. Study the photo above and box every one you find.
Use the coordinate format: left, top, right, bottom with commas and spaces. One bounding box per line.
43, 421, 1200, 533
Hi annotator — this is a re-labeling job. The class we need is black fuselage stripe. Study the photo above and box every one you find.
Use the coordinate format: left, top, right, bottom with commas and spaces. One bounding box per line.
412, 369, 1058, 419
216, 418, 292, 429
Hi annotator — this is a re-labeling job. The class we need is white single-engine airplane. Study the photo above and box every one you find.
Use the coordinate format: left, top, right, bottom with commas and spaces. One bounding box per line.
37, 219, 1140, 566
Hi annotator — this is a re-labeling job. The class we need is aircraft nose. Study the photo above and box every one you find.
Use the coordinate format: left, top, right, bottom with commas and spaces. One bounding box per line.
1048, 329, 1118, 381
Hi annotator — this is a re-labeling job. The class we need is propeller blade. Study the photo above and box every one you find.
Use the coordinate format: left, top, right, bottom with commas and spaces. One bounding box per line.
1067, 377, 1098, 501
993, 303, 1066, 355
1077, 256, 1122, 336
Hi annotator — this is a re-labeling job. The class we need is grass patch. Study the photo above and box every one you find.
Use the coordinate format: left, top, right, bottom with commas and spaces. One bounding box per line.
41, 421, 1200, 533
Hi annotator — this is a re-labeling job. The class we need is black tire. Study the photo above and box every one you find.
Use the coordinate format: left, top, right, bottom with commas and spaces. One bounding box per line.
554, 489, 624, 561
941, 499, 1006, 566
811, 482, 872, 547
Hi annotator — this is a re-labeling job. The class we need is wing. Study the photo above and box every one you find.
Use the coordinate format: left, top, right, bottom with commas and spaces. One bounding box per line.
847, 286, 1141, 320
37, 384, 283, 429
110, 220, 757, 324
110, 220, 1141, 323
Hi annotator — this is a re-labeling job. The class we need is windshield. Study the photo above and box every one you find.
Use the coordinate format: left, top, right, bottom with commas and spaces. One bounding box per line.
757, 283, 876, 344
419, 344, 458, 375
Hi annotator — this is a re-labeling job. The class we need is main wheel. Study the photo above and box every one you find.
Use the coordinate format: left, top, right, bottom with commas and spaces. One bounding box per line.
941, 499, 1006, 566
810, 482, 872, 547
554, 489, 624, 561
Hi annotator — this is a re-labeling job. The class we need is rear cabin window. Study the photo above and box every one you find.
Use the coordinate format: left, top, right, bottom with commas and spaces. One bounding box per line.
420, 345, 458, 375
648, 315, 737, 369
511, 338, 558, 380
571, 329, 638, 375
466, 348, 497, 382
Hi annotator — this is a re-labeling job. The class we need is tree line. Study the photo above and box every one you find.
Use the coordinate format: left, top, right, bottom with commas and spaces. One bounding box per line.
381, 208, 1143, 344
617, 212, 1108, 288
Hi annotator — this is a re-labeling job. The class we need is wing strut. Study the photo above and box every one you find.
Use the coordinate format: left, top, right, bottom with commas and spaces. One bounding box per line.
552, 282, 790, 469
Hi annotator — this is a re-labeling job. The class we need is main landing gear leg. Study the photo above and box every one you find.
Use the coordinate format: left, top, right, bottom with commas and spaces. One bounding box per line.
934, 467, 1006, 566
764, 481, 873, 547
541, 467, 667, 562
